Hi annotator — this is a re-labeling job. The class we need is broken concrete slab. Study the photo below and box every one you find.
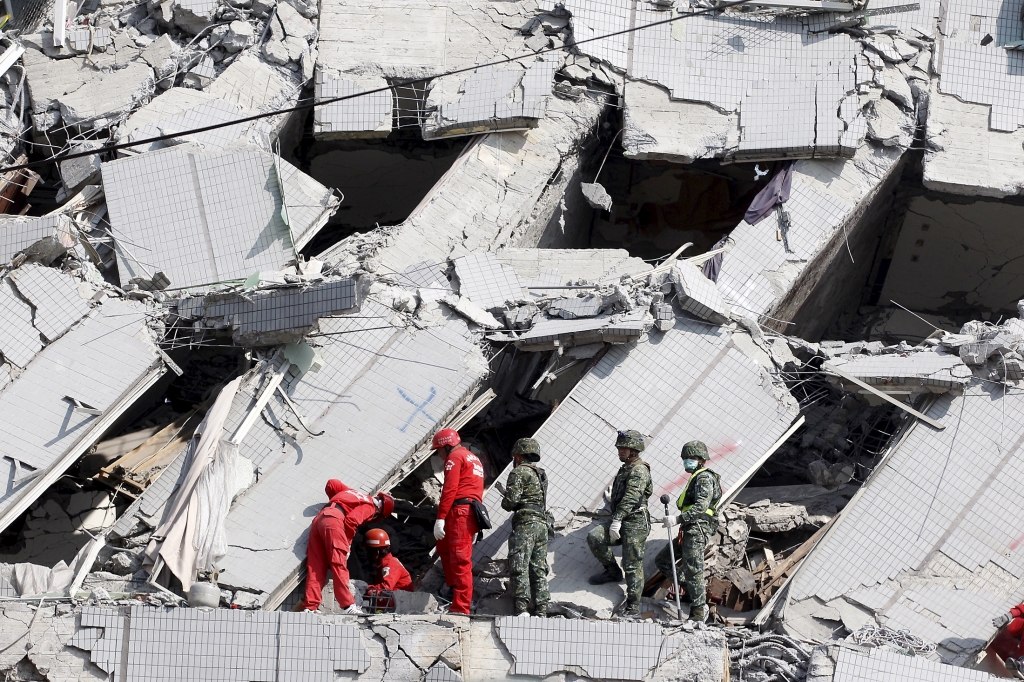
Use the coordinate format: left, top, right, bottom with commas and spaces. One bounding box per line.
313, 72, 392, 139
0, 295, 163, 537
102, 144, 339, 289
422, 56, 559, 139
22, 47, 155, 132
173, 277, 357, 345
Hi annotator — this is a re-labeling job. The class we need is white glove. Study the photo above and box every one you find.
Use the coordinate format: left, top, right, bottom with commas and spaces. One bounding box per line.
434, 519, 446, 541
663, 513, 681, 529
994, 612, 1013, 628
609, 519, 622, 543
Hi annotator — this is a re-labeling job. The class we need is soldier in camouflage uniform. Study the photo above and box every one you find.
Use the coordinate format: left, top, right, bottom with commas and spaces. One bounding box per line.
586, 430, 653, 619
656, 440, 722, 623
501, 438, 550, 617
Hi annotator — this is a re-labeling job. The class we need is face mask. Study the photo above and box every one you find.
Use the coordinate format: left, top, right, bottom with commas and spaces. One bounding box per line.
683, 459, 700, 473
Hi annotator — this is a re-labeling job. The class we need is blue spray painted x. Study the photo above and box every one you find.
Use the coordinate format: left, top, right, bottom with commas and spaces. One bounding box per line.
398, 386, 437, 432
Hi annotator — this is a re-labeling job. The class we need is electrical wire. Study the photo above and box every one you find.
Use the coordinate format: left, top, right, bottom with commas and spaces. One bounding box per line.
0, 0, 757, 175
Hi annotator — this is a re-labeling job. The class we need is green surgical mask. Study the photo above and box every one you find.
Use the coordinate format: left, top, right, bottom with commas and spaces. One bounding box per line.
683, 459, 700, 473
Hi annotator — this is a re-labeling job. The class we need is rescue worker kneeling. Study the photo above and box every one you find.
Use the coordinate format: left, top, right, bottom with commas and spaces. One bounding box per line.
363, 528, 413, 612
303, 479, 395, 615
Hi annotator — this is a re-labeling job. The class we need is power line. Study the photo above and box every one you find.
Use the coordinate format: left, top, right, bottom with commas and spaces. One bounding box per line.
0, 0, 755, 175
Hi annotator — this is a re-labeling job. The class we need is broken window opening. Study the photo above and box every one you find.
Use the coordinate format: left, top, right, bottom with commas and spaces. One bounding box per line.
581, 142, 776, 261
293, 118, 469, 257
824, 159, 1024, 344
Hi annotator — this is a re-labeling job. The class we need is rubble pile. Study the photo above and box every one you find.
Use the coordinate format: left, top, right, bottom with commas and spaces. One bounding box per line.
0, 0, 1022, 673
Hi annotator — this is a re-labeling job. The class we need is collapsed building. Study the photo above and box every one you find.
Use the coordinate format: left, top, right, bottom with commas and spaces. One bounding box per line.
0, 0, 1022, 676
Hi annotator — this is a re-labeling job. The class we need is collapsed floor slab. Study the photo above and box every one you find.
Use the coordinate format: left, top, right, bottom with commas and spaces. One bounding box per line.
0, 268, 165, 536
476, 316, 799, 617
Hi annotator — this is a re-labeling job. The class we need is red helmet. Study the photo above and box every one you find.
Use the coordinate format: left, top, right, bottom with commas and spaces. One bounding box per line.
375, 492, 394, 518
365, 528, 391, 548
431, 428, 461, 449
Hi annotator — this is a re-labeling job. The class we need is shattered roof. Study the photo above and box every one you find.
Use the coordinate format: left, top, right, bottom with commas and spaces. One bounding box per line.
102, 145, 339, 289
786, 374, 1024, 663
0, 282, 163, 534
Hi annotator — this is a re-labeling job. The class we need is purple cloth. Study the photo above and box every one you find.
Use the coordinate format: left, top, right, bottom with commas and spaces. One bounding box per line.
702, 235, 729, 283
743, 161, 795, 226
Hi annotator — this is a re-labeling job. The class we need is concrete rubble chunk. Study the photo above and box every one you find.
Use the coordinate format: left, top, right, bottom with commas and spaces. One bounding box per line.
580, 181, 612, 211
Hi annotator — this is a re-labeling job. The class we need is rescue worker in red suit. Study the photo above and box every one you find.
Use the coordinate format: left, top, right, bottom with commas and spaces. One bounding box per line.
431, 428, 484, 614
363, 528, 413, 612
992, 604, 1024, 677
302, 479, 394, 615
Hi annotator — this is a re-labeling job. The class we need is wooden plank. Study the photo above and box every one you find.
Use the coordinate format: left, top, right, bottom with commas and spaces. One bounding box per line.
756, 517, 838, 600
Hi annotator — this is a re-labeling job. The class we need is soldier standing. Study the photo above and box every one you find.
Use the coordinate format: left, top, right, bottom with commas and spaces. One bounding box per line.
586, 430, 653, 619
500, 438, 550, 617
657, 441, 722, 623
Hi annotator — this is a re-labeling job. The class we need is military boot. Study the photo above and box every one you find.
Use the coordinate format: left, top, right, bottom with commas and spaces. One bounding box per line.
688, 605, 708, 623
619, 602, 640, 620
513, 600, 531, 617
588, 564, 624, 585
534, 604, 548, 618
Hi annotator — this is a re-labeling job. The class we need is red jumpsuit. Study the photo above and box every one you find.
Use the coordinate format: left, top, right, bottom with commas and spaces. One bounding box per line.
435, 446, 484, 614
303, 480, 377, 610
369, 553, 413, 592
992, 604, 1024, 663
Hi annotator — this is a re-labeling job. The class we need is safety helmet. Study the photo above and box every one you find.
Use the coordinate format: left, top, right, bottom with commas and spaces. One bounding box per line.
375, 492, 395, 518
365, 528, 391, 549
615, 430, 645, 453
681, 440, 710, 461
431, 428, 461, 449
511, 438, 541, 461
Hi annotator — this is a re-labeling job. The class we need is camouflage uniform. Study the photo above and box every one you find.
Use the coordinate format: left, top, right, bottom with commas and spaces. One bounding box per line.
655, 442, 722, 613
587, 446, 653, 612
501, 439, 550, 615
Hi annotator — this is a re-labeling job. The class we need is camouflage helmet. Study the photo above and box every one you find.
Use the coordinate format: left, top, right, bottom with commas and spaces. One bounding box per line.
681, 440, 710, 461
511, 438, 541, 461
615, 430, 645, 453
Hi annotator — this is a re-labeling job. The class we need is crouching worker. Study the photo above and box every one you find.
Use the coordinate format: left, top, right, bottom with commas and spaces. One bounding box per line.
992, 604, 1024, 677
303, 479, 394, 615
363, 528, 413, 612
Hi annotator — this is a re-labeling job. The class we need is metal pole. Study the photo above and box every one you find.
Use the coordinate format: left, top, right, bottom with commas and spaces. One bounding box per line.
660, 494, 684, 620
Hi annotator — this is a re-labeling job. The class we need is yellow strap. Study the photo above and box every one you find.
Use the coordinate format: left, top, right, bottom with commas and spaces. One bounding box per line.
678, 468, 718, 516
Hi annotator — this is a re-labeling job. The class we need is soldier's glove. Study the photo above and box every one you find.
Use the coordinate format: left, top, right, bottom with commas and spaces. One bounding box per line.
434, 519, 446, 541
609, 519, 622, 543
663, 513, 681, 529
994, 612, 1013, 628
